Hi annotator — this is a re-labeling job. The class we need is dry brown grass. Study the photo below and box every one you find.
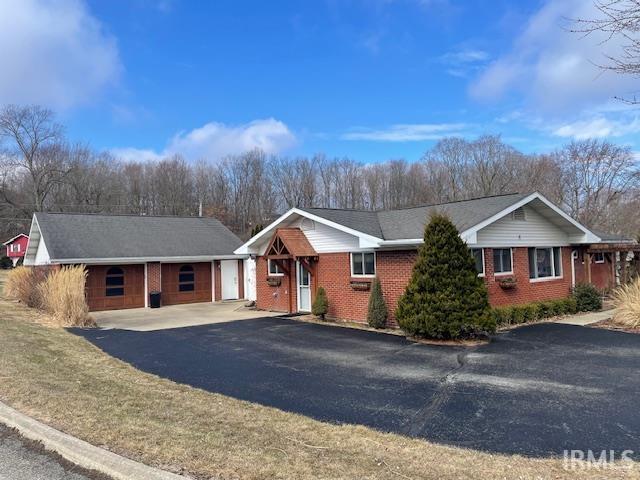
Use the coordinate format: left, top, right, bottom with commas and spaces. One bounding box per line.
612, 279, 640, 329
4, 266, 48, 308
0, 270, 637, 479
37, 265, 94, 327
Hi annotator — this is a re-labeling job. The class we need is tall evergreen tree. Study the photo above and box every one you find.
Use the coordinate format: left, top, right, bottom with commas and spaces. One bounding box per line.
396, 214, 495, 339
367, 278, 388, 329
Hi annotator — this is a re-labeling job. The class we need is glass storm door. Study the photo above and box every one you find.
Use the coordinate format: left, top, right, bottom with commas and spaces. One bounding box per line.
297, 261, 311, 312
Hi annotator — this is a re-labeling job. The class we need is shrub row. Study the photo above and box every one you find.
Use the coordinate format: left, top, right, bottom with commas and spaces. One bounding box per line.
492, 297, 578, 326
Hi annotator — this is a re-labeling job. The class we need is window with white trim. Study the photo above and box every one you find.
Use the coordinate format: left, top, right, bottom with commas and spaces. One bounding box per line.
470, 248, 484, 276
493, 248, 512, 274
351, 252, 375, 276
593, 252, 605, 263
528, 247, 562, 279
10, 244, 20, 253
268, 259, 284, 276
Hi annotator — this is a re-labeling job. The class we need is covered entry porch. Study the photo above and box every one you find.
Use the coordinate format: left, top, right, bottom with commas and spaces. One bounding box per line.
263, 228, 318, 314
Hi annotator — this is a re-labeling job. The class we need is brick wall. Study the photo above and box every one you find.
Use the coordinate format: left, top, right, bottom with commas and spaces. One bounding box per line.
256, 256, 294, 312
483, 247, 572, 307
255, 246, 577, 325
147, 262, 161, 293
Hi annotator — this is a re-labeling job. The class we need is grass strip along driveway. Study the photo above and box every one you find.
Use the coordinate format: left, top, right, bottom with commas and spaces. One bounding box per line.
0, 282, 638, 478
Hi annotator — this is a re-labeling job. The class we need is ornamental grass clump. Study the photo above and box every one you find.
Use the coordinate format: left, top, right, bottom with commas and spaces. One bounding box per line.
396, 213, 495, 340
612, 278, 640, 329
38, 265, 94, 327
5, 266, 49, 308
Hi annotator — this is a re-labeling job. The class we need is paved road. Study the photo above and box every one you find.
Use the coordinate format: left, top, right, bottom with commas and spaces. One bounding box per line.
74, 318, 640, 458
0, 424, 110, 480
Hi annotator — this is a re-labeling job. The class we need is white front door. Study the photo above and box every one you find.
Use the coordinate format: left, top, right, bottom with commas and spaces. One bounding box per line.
220, 260, 239, 300
297, 261, 311, 312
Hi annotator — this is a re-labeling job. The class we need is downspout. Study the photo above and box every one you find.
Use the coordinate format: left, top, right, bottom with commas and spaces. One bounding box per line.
571, 249, 578, 288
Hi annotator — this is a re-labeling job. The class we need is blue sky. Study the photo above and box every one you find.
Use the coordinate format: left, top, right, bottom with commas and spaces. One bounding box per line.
2, 0, 639, 163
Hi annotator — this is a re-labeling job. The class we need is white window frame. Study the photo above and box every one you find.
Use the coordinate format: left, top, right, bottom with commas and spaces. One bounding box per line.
492, 248, 513, 276
350, 251, 376, 277
470, 248, 485, 277
268, 259, 284, 276
593, 252, 605, 264
529, 247, 563, 282
10, 244, 20, 253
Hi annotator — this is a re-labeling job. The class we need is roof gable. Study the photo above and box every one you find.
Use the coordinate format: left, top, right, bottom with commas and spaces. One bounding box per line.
2, 233, 28, 246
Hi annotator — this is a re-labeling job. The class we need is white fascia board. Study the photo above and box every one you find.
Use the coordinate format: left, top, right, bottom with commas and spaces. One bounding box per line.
23, 216, 47, 266
460, 192, 601, 245
2, 233, 28, 246
49, 255, 248, 265
234, 207, 384, 254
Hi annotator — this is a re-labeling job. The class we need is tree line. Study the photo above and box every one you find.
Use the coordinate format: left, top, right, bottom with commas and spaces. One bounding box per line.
1, 104, 638, 241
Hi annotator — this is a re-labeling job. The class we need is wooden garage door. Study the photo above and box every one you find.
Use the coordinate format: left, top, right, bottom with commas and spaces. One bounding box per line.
161, 262, 212, 306
86, 265, 145, 311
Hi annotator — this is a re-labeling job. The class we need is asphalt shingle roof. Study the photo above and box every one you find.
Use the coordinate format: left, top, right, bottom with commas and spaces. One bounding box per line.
301, 193, 529, 241
35, 212, 242, 261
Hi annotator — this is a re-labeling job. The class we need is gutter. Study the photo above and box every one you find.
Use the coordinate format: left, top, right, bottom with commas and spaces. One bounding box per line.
49, 254, 248, 265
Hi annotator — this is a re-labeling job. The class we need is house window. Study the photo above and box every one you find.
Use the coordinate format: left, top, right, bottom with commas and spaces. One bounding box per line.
470, 248, 484, 276
493, 248, 512, 275
179, 265, 195, 292
105, 267, 125, 297
10, 244, 20, 253
528, 247, 562, 279
268, 259, 284, 276
594, 252, 605, 263
351, 252, 376, 276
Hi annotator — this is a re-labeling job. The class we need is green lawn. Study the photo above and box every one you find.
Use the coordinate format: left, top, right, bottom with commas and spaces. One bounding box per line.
0, 270, 637, 479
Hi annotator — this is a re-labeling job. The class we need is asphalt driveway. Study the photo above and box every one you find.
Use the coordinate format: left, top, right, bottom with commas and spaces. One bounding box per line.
74, 318, 640, 458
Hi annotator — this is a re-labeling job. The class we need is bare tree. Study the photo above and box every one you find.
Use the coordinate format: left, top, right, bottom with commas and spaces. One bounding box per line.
554, 139, 638, 227
571, 1, 640, 102
0, 105, 69, 211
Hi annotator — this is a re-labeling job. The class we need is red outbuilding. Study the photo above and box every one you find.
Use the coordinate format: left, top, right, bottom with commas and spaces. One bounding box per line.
3, 234, 29, 267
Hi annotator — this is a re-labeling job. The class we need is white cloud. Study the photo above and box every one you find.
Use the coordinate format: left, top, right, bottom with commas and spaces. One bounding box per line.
0, 0, 121, 109
342, 123, 469, 141
552, 116, 640, 140
469, 0, 638, 111
113, 118, 297, 162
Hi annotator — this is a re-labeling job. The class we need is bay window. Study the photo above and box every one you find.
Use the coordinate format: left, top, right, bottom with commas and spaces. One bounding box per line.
528, 247, 562, 279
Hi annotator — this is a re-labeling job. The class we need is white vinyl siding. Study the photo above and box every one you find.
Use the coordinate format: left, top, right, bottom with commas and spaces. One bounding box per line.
476, 205, 571, 247
291, 217, 360, 253
34, 236, 50, 265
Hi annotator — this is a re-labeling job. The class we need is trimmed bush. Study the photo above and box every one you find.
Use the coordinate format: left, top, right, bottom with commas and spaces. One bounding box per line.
612, 278, 640, 328
312, 286, 329, 320
491, 296, 579, 327
367, 278, 388, 329
38, 265, 93, 327
572, 283, 602, 312
396, 214, 494, 339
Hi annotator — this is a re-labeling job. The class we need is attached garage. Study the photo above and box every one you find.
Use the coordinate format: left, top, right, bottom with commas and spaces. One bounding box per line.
23, 212, 249, 312
85, 264, 145, 311
161, 262, 212, 305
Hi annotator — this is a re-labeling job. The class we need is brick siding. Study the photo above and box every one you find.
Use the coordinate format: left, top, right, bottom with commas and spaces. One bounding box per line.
147, 262, 161, 293
256, 245, 592, 326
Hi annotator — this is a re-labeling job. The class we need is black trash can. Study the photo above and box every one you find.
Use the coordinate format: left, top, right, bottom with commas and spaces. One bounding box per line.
149, 292, 161, 308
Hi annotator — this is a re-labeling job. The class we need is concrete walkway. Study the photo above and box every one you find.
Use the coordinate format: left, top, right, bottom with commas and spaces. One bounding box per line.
92, 301, 281, 331
554, 309, 614, 326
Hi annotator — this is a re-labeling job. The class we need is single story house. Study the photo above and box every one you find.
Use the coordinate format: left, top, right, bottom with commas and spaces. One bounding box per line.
3, 234, 29, 267
24, 213, 254, 311
235, 192, 639, 326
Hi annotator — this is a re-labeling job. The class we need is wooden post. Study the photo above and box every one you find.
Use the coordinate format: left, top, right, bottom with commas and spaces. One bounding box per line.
611, 251, 617, 288
621, 250, 628, 284
586, 252, 592, 284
